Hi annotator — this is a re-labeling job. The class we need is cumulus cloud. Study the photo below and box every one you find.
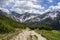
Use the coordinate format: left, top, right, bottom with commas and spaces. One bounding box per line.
44, 2, 60, 12
49, 2, 60, 10
0, 0, 45, 14
0, 0, 14, 7
48, 0, 53, 3
1, 0, 60, 14
57, 2, 60, 6
11, 0, 44, 14
0, 8, 10, 14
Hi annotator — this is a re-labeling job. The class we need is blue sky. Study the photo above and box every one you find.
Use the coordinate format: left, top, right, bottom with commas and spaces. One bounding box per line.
0, 0, 60, 14
38, 0, 60, 10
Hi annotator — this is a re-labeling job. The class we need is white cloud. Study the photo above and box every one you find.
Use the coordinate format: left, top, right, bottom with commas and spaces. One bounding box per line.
44, 2, 60, 12
0, 0, 15, 7
57, 2, 60, 6
13, 1, 42, 9
0, 0, 45, 14
0, 8, 10, 14
11, 0, 44, 14
48, 0, 53, 3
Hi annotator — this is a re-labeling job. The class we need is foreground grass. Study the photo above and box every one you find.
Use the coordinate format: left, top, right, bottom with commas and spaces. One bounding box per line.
35, 29, 60, 40
0, 28, 22, 40
28, 35, 32, 40
33, 35, 38, 40
28, 34, 38, 40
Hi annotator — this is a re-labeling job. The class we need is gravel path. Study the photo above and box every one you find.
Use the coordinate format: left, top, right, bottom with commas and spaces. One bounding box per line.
10, 29, 46, 40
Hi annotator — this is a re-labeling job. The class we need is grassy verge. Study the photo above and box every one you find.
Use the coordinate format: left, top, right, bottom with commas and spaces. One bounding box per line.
28, 35, 32, 40
33, 35, 38, 40
28, 35, 38, 40
0, 28, 23, 40
35, 29, 60, 40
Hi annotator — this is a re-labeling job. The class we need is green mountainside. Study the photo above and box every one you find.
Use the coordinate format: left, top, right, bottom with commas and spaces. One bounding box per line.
0, 15, 26, 33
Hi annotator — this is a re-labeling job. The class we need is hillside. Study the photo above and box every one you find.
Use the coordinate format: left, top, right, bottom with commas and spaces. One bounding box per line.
0, 10, 28, 40
0, 15, 26, 33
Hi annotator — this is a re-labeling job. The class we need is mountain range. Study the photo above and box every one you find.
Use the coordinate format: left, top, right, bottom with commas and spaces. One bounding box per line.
10, 10, 60, 22
0, 9, 60, 29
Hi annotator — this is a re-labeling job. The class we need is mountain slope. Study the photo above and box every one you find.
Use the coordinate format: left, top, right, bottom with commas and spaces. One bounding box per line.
24, 10, 60, 30
0, 10, 27, 33
11, 11, 40, 22
25, 10, 60, 23
10, 10, 60, 23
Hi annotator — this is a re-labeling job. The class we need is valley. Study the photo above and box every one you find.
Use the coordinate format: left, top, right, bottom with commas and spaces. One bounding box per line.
0, 9, 60, 40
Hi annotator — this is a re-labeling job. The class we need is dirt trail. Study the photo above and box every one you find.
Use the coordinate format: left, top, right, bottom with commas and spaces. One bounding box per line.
10, 29, 46, 40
